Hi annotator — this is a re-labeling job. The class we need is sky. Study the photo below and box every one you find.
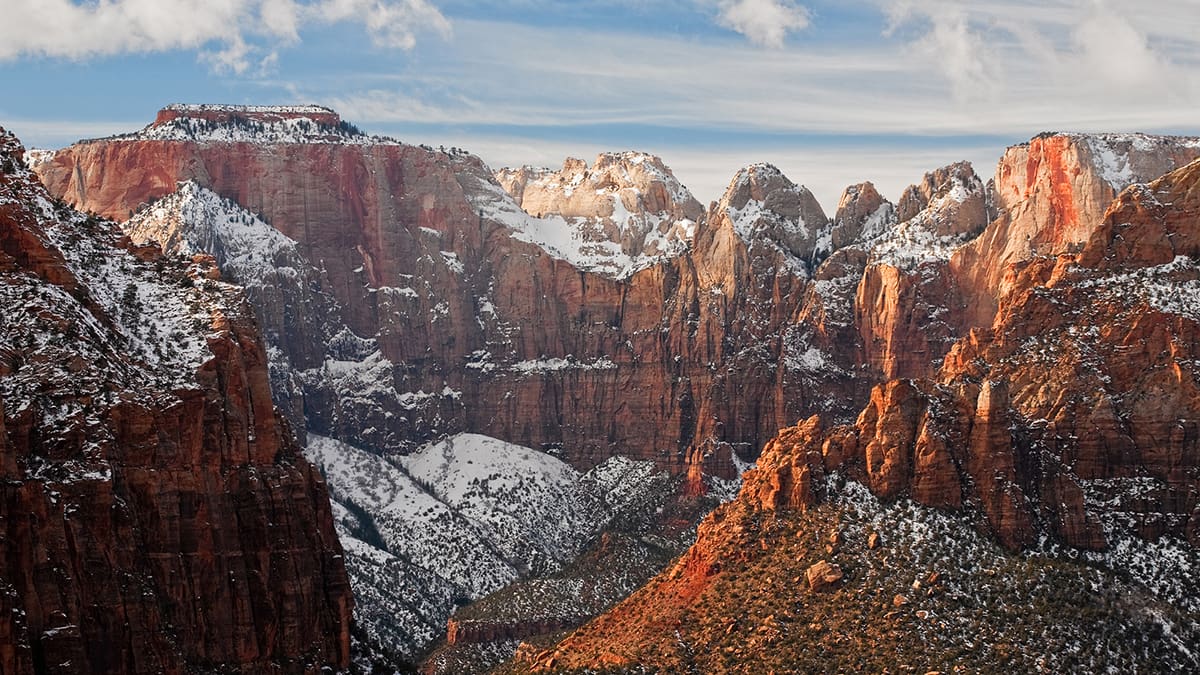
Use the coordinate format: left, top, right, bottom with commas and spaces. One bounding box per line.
1, 0, 1199, 209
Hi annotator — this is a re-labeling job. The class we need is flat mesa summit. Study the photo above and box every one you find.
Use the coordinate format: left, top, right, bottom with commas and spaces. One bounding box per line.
10, 103, 1200, 673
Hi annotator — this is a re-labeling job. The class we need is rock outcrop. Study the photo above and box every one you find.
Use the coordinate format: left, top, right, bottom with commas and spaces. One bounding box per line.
33, 111, 1200, 665
496, 149, 1200, 674
37, 110, 842, 484
952, 133, 1200, 326
0, 127, 351, 673
495, 152, 703, 265
698, 155, 1200, 551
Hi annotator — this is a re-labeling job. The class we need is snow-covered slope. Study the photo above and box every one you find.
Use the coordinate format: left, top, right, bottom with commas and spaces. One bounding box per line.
125, 180, 351, 432
127, 181, 308, 287
717, 162, 831, 276
0, 139, 245, 407
488, 153, 704, 279
864, 162, 987, 271
107, 104, 397, 145
305, 433, 672, 660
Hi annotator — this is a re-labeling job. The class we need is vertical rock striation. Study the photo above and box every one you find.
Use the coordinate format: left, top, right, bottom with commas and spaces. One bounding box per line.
0, 127, 351, 673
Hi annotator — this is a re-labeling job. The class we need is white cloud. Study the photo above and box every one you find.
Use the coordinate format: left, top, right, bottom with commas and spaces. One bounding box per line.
717, 0, 811, 47
0, 0, 450, 72
876, 0, 1190, 99
327, 13, 1199, 138
320, 0, 452, 49
1071, 5, 1167, 89
883, 1, 1002, 100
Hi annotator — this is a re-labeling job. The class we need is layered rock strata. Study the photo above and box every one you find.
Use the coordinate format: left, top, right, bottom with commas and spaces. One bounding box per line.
0, 128, 351, 673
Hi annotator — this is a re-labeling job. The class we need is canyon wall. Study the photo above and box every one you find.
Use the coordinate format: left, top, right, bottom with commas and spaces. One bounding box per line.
1, 128, 351, 673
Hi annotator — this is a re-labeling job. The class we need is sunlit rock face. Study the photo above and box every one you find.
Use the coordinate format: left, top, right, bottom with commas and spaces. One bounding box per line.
33, 112, 1200, 668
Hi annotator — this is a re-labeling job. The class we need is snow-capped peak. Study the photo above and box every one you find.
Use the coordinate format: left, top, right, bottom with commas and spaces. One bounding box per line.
485, 152, 704, 279
718, 162, 830, 274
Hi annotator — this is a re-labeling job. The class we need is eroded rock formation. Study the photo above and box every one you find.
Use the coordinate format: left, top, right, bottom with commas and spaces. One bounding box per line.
0, 128, 351, 673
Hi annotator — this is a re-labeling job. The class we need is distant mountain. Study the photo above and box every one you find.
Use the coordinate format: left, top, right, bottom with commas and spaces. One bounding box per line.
30, 105, 1200, 670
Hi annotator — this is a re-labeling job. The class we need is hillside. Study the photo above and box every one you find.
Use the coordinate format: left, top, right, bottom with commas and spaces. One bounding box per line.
501, 155, 1200, 673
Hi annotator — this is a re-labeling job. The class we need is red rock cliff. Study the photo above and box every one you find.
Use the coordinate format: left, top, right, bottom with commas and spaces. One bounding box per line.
37, 124, 837, 485
0, 128, 351, 673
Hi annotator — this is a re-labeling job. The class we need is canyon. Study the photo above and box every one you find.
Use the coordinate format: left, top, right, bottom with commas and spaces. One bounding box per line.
14, 104, 1200, 670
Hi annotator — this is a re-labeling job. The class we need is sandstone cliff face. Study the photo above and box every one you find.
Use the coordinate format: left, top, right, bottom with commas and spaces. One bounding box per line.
495, 152, 703, 264
39, 112, 857, 663
710, 156, 1200, 551
952, 133, 1200, 326
0, 128, 351, 673
40, 114, 1200, 519
38, 112, 838, 485
498, 152, 1200, 674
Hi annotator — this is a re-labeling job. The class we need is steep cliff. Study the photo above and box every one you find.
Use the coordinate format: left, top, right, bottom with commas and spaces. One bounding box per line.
952, 133, 1200, 326
505, 156, 1200, 674
0, 127, 351, 673
38, 109, 839, 480
35, 110, 1200, 668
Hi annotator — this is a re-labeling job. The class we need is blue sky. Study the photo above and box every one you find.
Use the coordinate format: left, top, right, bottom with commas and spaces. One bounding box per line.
2, 0, 1199, 208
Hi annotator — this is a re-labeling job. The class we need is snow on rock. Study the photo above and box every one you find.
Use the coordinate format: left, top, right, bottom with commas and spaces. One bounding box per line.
488, 153, 704, 279
304, 432, 671, 660
0, 127, 259, 477
399, 434, 597, 565
126, 181, 305, 288
1078, 254, 1200, 323
863, 162, 986, 271
124, 180, 349, 434
718, 162, 830, 275
509, 356, 617, 375
105, 104, 397, 145
1077, 133, 1200, 192
3, 159, 236, 391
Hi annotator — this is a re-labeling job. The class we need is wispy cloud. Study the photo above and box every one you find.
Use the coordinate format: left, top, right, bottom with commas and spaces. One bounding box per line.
877, 0, 1196, 99
0, 0, 450, 73
327, 7, 1200, 138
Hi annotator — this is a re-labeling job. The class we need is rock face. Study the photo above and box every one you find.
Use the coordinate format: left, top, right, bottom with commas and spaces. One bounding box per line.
736, 157, 1200, 550
495, 152, 703, 266
34, 111, 1200, 664
37, 110, 845, 485
0, 128, 351, 673
154, 103, 344, 129
497, 145, 1200, 672
952, 133, 1200, 326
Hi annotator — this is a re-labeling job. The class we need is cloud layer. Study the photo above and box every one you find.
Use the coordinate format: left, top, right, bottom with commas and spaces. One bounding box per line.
4, 0, 1198, 211
0, 0, 450, 73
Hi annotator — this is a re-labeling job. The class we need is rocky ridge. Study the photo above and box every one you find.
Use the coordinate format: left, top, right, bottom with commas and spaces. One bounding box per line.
494, 152, 703, 277
30, 107, 1200, 665
0, 127, 351, 673
502, 153, 1200, 673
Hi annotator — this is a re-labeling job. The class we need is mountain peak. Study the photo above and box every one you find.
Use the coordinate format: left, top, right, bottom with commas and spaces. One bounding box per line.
717, 162, 828, 269
491, 150, 703, 277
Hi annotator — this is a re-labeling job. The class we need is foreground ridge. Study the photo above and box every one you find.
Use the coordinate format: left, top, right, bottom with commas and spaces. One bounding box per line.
0, 127, 352, 673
